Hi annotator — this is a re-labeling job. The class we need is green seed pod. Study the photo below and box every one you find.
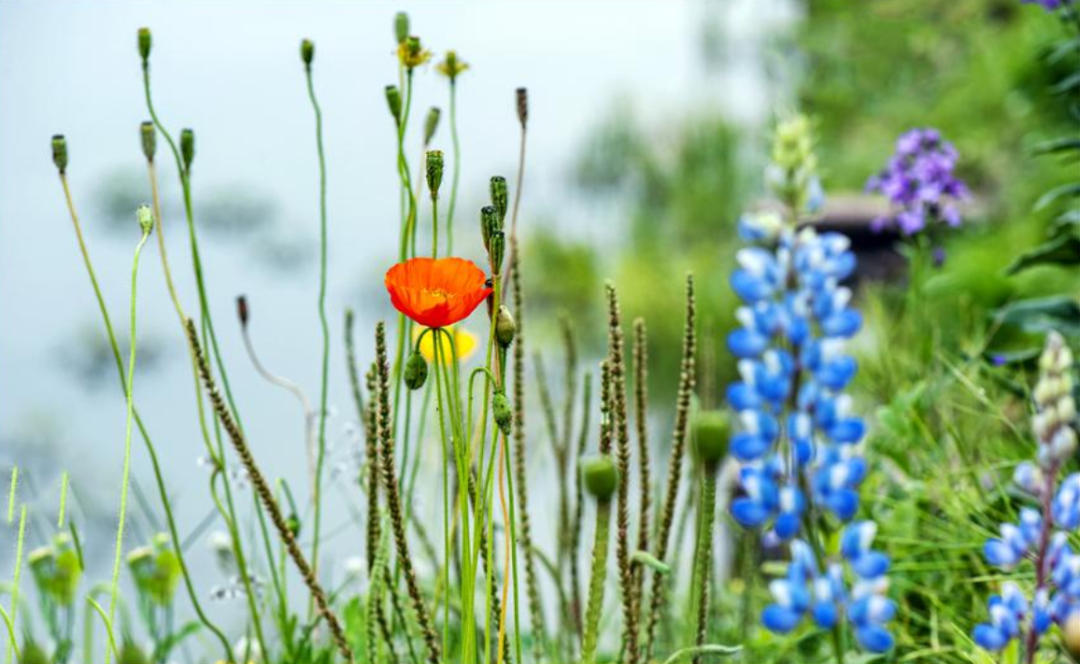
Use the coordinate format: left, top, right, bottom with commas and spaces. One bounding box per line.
385, 85, 403, 125
582, 455, 618, 501
119, 639, 150, 664
286, 514, 302, 539
480, 205, 499, 250
423, 106, 441, 145
426, 150, 444, 198
490, 176, 508, 224
51, 134, 68, 174
493, 391, 513, 435
137, 27, 152, 62
692, 410, 730, 465
516, 87, 528, 128
404, 350, 428, 390
137, 205, 155, 235
180, 128, 195, 171
489, 230, 506, 274
394, 11, 409, 45
140, 121, 156, 162
19, 639, 49, 664
495, 305, 515, 348
300, 38, 315, 66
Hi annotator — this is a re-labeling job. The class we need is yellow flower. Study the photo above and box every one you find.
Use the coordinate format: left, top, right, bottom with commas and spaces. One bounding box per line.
397, 36, 432, 70
412, 324, 478, 364
436, 50, 469, 80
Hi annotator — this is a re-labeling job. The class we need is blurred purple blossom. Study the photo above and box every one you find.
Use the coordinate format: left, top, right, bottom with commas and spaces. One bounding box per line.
866, 128, 968, 236
1021, 0, 1075, 11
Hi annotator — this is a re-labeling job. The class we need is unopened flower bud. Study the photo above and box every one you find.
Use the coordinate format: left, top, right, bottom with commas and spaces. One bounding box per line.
137, 27, 152, 62
137, 205, 155, 235
140, 121, 156, 162
426, 150, 444, 198
692, 410, 730, 465
424, 106, 441, 145
493, 391, 513, 435
394, 12, 409, 45
180, 128, 195, 171
480, 205, 499, 250
489, 230, 506, 273
385, 85, 402, 125
300, 39, 315, 67
51, 134, 68, 174
404, 350, 428, 390
495, 305, 515, 348
490, 176, 508, 224
236, 295, 249, 327
516, 87, 528, 128
582, 455, 618, 501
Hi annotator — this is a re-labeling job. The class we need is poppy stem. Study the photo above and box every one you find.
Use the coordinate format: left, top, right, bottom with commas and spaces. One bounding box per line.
446, 79, 460, 256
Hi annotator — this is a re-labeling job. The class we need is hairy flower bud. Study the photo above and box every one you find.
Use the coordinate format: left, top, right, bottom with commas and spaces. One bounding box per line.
693, 410, 730, 465
495, 305, 515, 348
140, 121, 156, 162
300, 38, 315, 67
394, 12, 409, 45
137, 205, 155, 235
180, 128, 195, 171
490, 176, 508, 224
404, 350, 428, 390
480, 205, 499, 250
493, 391, 513, 435
137, 27, 152, 62
423, 106, 441, 145
426, 150, 444, 198
236, 295, 249, 327
1034, 331, 1077, 467
489, 231, 506, 274
51, 134, 68, 174
582, 455, 618, 501
516, 87, 528, 128
385, 85, 402, 125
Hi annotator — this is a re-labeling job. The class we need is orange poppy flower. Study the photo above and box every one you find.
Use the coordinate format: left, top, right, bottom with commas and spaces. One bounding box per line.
385, 257, 492, 328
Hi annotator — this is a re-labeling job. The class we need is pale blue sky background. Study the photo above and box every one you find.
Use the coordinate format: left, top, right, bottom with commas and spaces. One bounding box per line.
0, 0, 795, 646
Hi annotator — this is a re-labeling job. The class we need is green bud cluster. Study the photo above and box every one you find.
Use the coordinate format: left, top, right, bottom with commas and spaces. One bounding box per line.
137, 205, 155, 235
385, 85, 403, 125
405, 350, 428, 390
28, 533, 82, 606
51, 134, 68, 174
493, 391, 513, 435
300, 38, 315, 67
140, 121, 156, 162
137, 27, 152, 62
126, 533, 182, 607
426, 150, 444, 198
180, 128, 195, 171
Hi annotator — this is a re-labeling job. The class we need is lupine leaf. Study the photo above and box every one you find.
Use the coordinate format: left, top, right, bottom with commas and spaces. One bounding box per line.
1004, 232, 1080, 274
993, 296, 1080, 337
1035, 182, 1080, 211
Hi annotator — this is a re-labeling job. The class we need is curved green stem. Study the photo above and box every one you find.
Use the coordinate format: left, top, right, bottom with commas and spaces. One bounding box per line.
303, 53, 332, 612
104, 226, 150, 664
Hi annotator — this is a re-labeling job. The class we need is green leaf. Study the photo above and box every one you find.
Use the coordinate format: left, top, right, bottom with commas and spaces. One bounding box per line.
993, 296, 1080, 337
1035, 183, 1080, 211
1052, 69, 1080, 94
1005, 232, 1080, 274
1030, 136, 1080, 157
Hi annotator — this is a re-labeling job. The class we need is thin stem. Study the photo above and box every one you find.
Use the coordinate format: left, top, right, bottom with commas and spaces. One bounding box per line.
104, 226, 150, 664
692, 463, 719, 664
446, 80, 460, 256
303, 55, 333, 599
5, 505, 26, 664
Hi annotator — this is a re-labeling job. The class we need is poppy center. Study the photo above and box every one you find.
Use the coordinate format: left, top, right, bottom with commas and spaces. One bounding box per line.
422, 287, 453, 303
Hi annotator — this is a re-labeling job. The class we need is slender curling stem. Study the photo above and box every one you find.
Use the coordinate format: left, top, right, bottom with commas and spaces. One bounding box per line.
583, 499, 613, 664
104, 225, 150, 664
303, 55, 333, 597
446, 79, 460, 256
56, 171, 232, 662
186, 318, 354, 663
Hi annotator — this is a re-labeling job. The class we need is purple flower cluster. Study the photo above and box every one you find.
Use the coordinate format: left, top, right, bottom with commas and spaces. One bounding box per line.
866, 128, 968, 236
1021, 0, 1076, 11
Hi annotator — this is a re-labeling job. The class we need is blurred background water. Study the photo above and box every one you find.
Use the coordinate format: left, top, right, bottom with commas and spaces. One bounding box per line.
0, 0, 798, 642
